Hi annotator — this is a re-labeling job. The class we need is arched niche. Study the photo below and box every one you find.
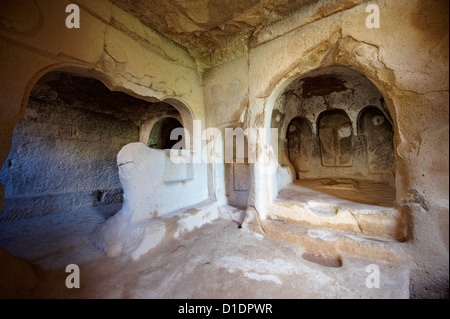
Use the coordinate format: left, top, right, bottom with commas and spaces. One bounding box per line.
286, 117, 314, 176
148, 117, 185, 150
270, 66, 396, 206
358, 106, 395, 176
317, 110, 353, 168
50, 66, 196, 152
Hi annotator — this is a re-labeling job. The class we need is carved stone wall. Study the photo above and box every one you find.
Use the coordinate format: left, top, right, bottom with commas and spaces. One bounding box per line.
0, 0, 206, 218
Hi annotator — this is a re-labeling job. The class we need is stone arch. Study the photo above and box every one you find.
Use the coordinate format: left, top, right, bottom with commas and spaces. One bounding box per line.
261, 39, 401, 150
20, 65, 198, 150
139, 111, 184, 147
263, 64, 398, 208
162, 97, 196, 150
1, 60, 197, 172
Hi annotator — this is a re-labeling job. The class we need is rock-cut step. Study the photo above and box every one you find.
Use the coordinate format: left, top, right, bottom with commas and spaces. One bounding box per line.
267, 183, 408, 242
255, 218, 408, 265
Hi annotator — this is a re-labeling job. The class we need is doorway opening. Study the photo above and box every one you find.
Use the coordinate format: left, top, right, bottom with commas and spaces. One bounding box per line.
148, 117, 185, 150
273, 67, 396, 207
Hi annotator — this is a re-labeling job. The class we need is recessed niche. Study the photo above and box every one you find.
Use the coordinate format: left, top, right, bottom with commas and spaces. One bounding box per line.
359, 107, 395, 174
225, 131, 250, 210
273, 67, 396, 207
302, 251, 343, 268
148, 117, 185, 150
318, 110, 354, 168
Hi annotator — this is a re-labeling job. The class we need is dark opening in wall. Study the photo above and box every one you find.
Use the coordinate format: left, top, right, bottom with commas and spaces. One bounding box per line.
0, 71, 156, 221
148, 117, 184, 150
274, 67, 396, 206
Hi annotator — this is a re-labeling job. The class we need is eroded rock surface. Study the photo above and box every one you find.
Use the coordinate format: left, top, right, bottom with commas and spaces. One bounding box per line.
110, 0, 366, 67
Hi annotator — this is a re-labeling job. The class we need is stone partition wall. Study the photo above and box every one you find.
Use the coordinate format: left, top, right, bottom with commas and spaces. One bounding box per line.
90, 143, 213, 260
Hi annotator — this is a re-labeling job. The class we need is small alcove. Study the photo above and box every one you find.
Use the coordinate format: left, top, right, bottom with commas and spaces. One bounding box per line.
148, 117, 185, 150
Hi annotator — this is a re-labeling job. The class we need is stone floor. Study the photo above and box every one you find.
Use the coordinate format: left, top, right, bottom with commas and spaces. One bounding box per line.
0, 204, 410, 299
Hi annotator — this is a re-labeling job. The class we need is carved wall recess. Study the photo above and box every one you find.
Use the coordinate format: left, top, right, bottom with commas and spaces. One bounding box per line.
287, 117, 314, 174
225, 133, 250, 209
148, 117, 184, 150
273, 67, 396, 205
318, 110, 354, 168
359, 107, 395, 175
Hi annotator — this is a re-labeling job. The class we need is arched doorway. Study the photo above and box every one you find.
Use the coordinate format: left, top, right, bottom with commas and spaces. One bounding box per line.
148, 117, 185, 150
272, 66, 396, 207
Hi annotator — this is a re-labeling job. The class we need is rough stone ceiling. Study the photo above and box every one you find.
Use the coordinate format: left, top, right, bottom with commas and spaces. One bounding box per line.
109, 0, 322, 66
